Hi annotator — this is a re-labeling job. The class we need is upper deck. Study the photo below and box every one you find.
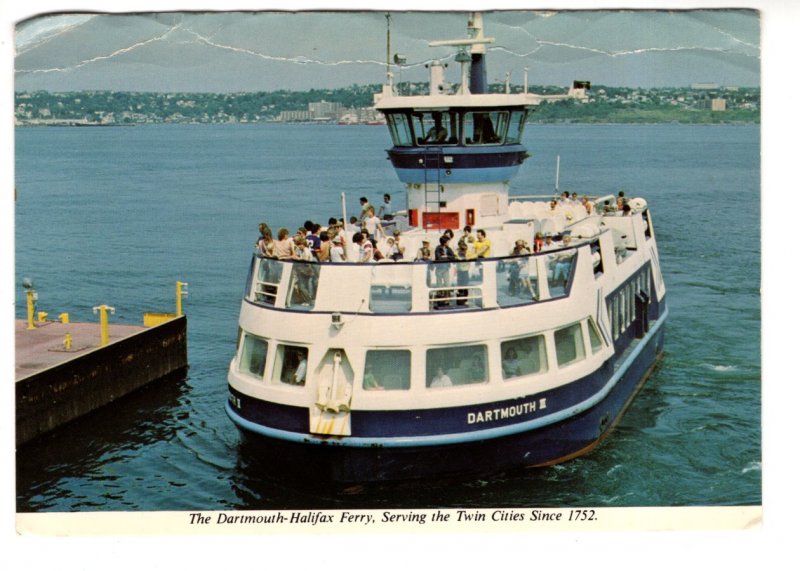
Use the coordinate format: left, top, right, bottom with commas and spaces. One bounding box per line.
244, 197, 657, 318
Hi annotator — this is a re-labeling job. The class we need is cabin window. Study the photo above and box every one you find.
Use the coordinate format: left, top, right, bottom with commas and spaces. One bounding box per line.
464, 111, 507, 145
501, 335, 548, 380
286, 262, 320, 310
254, 257, 283, 305
588, 318, 604, 354
426, 345, 488, 387
427, 260, 483, 311
273, 344, 308, 386
363, 350, 411, 391
412, 111, 458, 145
555, 323, 586, 368
238, 333, 268, 379
505, 110, 527, 144
497, 255, 538, 307
547, 247, 576, 296
387, 113, 414, 146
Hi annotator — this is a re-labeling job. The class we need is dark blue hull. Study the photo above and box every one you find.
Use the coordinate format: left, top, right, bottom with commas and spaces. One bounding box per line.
226, 315, 666, 483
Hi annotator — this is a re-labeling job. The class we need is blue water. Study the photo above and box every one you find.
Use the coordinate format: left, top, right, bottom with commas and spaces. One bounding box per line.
14, 123, 761, 510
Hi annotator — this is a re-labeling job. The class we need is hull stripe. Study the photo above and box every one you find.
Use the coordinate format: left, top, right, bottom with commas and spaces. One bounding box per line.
227, 307, 668, 448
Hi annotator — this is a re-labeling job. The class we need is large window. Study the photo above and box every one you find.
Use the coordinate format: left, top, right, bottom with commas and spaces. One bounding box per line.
547, 248, 576, 296
505, 110, 527, 144
286, 262, 320, 310
555, 323, 586, 368
426, 345, 488, 387
501, 335, 548, 380
369, 265, 413, 313
363, 350, 411, 391
254, 257, 283, 305
238, 333, 268, 379
464, 111, 507, 145
410, 111, 459, 145
386, 113, 414, 146
273, 344, 308, 386
497, 255, 538, 307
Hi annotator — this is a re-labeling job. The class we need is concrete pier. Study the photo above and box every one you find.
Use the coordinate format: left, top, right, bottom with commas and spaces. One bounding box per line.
15, 315, 188, 447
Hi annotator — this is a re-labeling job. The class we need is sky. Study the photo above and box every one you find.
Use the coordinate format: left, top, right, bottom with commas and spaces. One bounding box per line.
12, 7, 761, 92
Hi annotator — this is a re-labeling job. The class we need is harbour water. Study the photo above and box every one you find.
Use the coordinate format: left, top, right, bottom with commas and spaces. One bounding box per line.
14, 122, 761, 511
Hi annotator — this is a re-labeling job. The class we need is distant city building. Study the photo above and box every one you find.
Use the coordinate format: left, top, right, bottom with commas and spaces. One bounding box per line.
278, 110, 313, 122
308, 100, 342, 120
691, 83, 720, 90
711, 98, 726, 111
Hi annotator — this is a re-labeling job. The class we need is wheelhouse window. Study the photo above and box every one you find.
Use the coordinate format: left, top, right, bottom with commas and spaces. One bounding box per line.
363, 350, 411, 391
386, 112, 414, 146
464, 111, 508, 145
426, 345, 488, 387
411, 111, 458, 145
501, 335, 548, 380
273, 344, 308, 386
555, 323, 586, 368
505, 110, 527, 144
238, 333, 268, 379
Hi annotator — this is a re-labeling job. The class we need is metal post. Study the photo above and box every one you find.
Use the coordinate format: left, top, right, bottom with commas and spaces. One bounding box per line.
176, 281, 188, 316
26, 290, 36, 330
93, 305, 115, 346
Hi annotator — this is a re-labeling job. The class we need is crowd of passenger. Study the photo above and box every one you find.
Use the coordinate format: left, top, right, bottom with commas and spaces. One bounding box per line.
253, 190, 611, 268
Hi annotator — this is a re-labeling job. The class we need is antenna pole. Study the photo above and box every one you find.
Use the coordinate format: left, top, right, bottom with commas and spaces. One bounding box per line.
386, 13, 391, 84
555, 155, 561, 193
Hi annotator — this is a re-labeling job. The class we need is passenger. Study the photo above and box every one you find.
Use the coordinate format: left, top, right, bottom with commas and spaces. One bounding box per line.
292, 353, 307, 385
389, 230, 406, 261
434, 235, 456, 307
559, 191, 569, 204
571, 192, 580, 204
293, 235, 314, 261
617, 191, 627, 211
352, 232, 374, 263
415, 239, 433, 261
363, 206, 385, 240
582, 195, 593, 215
469, 354, 485, 382
516, 241, 536, 299
533, 232, 544, 253
385, 237, 403, 261
330, 234, 347, 262
378, 193, 394, 221
424, 112, 448, 143
429, 366, 452, 388
317, 231, 331, 262
358, 196, 371, 223
502, 348, 522, 379
541, 233, 556, 251
603, 200, 616, 214
455, 239, 474, 305
474, 229, 492, 258
274, 227, 295, 260
363, 363, 383, 390
307, 223, 322, 257
622, 203, 632, 216
552, 235, 574, 286
461, 225, 476, 245
372, 239, 386, 262
256, 223, 276, 257
347, 216, 361, 233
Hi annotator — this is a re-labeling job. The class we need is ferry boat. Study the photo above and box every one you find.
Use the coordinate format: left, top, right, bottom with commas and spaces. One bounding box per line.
225, 13, 667, 482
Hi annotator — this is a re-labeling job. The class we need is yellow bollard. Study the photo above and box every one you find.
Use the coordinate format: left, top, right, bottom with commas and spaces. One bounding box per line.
92, 305, 116, 346
176, 281, 188, 316
59, 312, 70, 324
26, 289, 37, 330
37, 311, 48, 323
64, 333, 73, 350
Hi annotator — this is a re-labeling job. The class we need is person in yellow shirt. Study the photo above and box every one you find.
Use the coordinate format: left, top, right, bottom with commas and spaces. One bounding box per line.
474, 229, 491, 258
